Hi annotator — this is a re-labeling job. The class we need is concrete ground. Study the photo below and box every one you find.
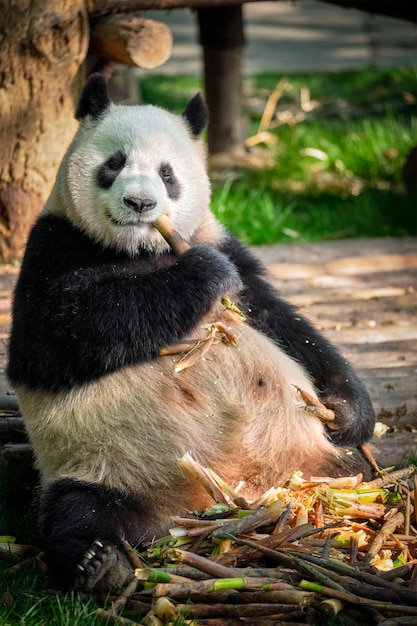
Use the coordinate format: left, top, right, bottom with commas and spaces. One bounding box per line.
138, 0, 417, 77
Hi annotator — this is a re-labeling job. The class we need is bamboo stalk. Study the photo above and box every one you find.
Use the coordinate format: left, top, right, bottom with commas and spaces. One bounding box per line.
167, 549, 244, 579
154, 214, 190, 256
299, 580, 417, 615
157, 566, 212, 581
295, 385, 336, 425
378, 562, 417, 581
178, 453, 229, 504
177, 602, 302, 618
320, 598, 344, 618
366, 512, 405, 563
219, 589, 312, 605
212, 499, 284, 540
135, 567, 193, 584
153, 576, 293, 598
122, 539, 143, 570
359, 467, 414, 489
361, 441, 382, 473
286, 552, 417, 605
283, 549, 415, 598
153, 597, 177, 622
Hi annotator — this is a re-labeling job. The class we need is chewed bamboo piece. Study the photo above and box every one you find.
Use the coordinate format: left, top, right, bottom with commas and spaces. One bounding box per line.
295, 385, 338, 428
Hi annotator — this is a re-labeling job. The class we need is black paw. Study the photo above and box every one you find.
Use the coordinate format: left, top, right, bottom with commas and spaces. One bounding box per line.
322, 393, 375, 447
73, 539, 133, 596
182, 246, 243, 297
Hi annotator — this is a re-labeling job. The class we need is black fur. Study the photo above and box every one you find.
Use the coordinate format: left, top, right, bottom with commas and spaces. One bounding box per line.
182, 93, 208, 137
75, 73, 110, 121
159, 163, 181, 199
7, 214, 241, 391
97, 151, 126, 189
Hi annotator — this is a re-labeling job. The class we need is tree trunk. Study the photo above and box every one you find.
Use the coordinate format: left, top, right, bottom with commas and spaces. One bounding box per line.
197, 5, 246, 156
0, 0, 89, 263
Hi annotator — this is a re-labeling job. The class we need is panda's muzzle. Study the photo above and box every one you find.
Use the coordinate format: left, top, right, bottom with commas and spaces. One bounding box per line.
123, 196, 157, 214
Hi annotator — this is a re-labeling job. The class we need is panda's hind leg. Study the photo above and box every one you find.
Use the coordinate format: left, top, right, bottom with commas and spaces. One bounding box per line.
40, 478, 154, 595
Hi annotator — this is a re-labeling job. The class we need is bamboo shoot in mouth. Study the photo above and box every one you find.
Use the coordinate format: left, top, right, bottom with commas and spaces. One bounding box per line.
154, 214, 190, 256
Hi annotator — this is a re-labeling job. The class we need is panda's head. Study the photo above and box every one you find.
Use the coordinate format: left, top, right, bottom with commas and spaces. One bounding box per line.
45, 73, 212, 255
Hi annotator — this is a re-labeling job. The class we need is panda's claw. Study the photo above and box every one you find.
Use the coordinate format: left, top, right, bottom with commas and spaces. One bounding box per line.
73, 540, 119, 594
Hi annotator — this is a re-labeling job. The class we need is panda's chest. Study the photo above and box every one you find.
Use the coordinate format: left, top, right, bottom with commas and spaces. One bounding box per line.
94, 250, 178, 277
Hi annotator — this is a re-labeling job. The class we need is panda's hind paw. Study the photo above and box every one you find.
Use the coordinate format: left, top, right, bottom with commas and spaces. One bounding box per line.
73, 539, 132, 596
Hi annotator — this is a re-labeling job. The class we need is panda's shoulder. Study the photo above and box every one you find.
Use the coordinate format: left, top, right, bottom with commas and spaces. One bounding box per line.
26, 214, 86, 254
20, 214, 106, 281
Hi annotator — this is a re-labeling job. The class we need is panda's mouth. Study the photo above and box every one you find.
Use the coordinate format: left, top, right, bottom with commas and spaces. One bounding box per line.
109, 217, 142, 227
108, 214, 150, 228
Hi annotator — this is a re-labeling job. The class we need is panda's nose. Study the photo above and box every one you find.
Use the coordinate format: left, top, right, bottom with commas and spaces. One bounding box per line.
123, 196, 157, 213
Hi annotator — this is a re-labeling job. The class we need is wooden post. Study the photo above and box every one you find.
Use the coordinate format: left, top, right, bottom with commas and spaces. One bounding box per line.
197, 5, 246, 156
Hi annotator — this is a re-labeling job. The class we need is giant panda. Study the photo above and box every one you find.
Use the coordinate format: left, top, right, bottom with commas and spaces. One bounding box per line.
7, 73, 375, 595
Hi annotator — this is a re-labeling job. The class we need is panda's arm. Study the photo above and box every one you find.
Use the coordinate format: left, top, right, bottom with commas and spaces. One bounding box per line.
219, 235, 375, 446
8, 216, 240, 391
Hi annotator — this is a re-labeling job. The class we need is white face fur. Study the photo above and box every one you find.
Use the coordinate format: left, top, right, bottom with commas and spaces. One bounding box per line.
44, 87, 211, 255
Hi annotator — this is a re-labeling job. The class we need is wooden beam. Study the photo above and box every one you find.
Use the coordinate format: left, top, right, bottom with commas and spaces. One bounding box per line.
87, 0, 267, 17
87, 0, 417, 23
90, 15, 173, 69
320, 1, 417, 23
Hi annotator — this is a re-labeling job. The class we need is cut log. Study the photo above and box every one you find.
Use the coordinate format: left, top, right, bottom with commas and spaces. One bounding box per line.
0, 417, 25, 435
3, 443, 33, 460
0, 395, 19, 412
89, 14, 173, 69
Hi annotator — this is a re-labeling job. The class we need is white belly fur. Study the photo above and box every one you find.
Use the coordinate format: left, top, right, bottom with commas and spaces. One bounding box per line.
15, 311, 340, 507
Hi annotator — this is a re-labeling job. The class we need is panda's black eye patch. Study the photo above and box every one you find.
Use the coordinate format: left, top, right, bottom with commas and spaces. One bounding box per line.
97, 151, 126, 189
159, 163, 181, 200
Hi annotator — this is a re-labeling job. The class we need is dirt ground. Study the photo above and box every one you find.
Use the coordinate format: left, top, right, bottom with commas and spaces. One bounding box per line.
1, 235, 416, 469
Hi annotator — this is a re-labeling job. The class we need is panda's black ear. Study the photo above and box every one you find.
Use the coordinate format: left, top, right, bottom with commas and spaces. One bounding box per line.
75, 73, 110, 121
182, 93, 208, 138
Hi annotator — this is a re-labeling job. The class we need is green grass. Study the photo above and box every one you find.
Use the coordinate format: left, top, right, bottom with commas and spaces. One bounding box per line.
0, 561, 103, 626
139, 66, 417, 244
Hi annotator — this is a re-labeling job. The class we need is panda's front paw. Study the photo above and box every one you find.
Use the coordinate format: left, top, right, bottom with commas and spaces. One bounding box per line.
322, 393, 375, 447
182, 245, 243, 298
73, 539, 133, 597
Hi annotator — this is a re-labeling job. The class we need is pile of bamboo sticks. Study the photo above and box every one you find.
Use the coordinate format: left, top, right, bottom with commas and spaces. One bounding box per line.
97, 458, 417, 626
